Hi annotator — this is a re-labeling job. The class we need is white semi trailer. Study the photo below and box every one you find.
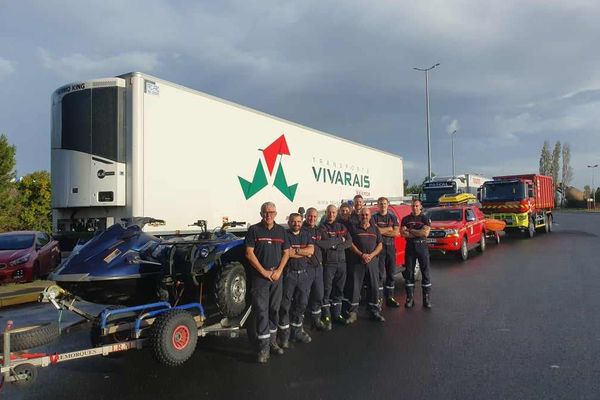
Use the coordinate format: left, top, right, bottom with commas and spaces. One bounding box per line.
51, 72, 403, 237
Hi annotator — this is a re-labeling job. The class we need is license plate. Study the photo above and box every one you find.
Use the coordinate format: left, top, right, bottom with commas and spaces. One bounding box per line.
426, 238, 437, 244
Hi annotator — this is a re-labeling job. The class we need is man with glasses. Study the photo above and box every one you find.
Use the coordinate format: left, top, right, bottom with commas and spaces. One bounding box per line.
348, 207, 385, 322
400, 199, 432, 309
245, 202, 290, 363
372, 197, 401, 308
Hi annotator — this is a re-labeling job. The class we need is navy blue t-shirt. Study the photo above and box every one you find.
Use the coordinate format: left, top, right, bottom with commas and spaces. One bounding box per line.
372, 212, 399, 246
286, 229, 313, 271
349, 223, 382, 263
245, 222, 290, 270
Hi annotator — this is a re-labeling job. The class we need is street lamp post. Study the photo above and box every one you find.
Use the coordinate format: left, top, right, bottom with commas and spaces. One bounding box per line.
450, 129, 457, 177
414, 63, 440, 181
588, 164, 598, 209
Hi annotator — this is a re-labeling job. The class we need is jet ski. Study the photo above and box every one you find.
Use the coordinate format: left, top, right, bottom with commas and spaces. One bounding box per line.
51, 218, 248, 314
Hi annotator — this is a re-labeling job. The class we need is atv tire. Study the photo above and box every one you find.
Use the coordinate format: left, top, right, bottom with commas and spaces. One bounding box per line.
149, 309, 197, 367
215, 262, 247, 318
0, 322, 59, 353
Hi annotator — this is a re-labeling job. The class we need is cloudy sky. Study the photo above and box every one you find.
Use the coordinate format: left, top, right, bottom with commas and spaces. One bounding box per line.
1, 0, 599, 189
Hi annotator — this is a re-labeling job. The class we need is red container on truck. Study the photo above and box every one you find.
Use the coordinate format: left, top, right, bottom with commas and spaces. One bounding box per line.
479, 174, 554, 238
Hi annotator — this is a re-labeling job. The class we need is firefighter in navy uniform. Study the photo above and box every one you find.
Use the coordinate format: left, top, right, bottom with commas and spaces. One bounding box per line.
302, 208, 327, 331
348, 194, 365, 227
372, 197, 401, 308
278, 213, 315, 347
320, 204, 353, 329
400, 199, 432, 309
348, 207, 385, 322
337, 202, 353, 230
245, 202, 290, 364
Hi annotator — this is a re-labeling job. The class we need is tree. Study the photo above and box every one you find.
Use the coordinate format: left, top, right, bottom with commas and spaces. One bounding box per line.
0, 134, 19, 232
561, 143, 573, 187
550, 141, 561, 185
539, 141, 552, 176
17, 171, 52, 232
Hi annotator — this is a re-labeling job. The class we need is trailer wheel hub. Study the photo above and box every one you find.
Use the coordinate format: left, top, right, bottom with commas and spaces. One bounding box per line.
172, 325, 191, 350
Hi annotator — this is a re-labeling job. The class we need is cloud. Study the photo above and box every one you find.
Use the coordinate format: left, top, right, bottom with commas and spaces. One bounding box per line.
39, 49, 160, 80
0, 57, 15, 79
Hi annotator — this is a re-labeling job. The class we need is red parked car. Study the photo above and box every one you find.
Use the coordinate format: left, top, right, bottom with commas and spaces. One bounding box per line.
0, 231, 61, 284
368, 203, 413, 269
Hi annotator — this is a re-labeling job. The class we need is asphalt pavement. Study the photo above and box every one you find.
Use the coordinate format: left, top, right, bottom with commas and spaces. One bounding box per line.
3, 211, 600, 400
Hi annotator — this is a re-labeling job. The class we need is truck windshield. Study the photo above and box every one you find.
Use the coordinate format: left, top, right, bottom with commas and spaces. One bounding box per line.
0, 234, 35, 250
482, 182, 525, 201
427, 209, 463, 222
422, 187, 455, 205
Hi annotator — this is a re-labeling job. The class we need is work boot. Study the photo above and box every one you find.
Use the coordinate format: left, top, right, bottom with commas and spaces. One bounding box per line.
345, 311, 358, 324
292, 326, 312, 344
370, 311, 386, 322
423, 292, 432, 309
333, 315, 348, 325
257, 340, 270, 364
271, 332, 285, 354
405, 287, 414, 309
312, 315, 327, 331
322, 316, 332, 331
386, 297, 401, 308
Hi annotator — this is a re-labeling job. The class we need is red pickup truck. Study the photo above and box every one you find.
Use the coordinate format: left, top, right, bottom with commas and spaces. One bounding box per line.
425, 204, 488, 261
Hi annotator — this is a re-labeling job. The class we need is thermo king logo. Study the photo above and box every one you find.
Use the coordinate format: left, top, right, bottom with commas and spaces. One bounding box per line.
238, 135, 298, 201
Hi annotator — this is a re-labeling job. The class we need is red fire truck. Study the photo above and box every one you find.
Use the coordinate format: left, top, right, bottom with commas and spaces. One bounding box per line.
479, 174, 554, 238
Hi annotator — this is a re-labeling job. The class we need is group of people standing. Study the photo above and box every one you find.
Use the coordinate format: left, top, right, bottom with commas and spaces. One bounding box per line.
244, 196, 432, 364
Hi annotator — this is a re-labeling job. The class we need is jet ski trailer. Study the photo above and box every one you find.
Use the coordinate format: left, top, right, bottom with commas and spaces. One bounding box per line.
1, 286, 254, 389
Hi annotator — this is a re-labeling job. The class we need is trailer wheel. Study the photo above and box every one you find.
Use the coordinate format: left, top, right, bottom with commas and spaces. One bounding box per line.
149, 310, 198, 367
456, 237, 469, 261
494, 232, 501, 245
547, 215, 553, 232
0, 322, 59, 353
525, 218, 535, 238
215, 262, 247, 318
477, 233, 486, 253
12, 363, 38, 387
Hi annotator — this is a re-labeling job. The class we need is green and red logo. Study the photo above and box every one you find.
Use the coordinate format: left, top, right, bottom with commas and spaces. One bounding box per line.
238, 134, 298, 201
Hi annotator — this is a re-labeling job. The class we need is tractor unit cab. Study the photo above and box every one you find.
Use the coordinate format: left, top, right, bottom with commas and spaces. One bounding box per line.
421, 174, 490, 209
480, 174, 554, 238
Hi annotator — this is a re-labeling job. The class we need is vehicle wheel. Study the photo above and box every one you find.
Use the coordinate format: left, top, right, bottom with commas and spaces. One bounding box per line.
149, 309, 198, 367
543, 214, 550, 233
31, 262, 40, 282
215, 262, 247, 318
456, 237, 469, 261
12, 364, 38, 387
0, 322, 60, 353
547, 215, 553, 232
494, 232, 501, 245
477, 233, 486, 253
525, 218, 535, 238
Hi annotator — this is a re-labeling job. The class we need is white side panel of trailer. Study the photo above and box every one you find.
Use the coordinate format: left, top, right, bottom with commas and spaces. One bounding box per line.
139, 79, 402, 232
